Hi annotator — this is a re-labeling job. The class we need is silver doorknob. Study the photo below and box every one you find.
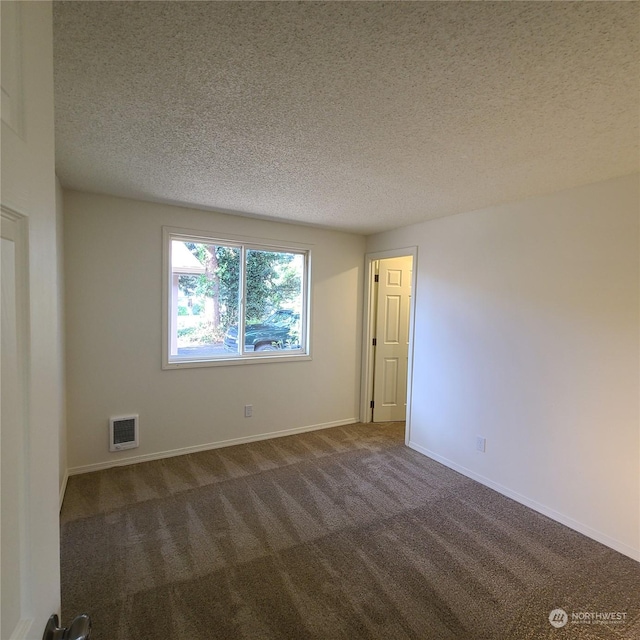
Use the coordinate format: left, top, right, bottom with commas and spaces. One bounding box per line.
43, 614, 91, 640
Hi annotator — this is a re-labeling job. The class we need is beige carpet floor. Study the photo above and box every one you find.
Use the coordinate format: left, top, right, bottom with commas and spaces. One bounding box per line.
61, 422, 640, 639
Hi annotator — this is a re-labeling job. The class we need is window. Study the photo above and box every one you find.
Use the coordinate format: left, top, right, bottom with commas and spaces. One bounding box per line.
163, 228, 310, 368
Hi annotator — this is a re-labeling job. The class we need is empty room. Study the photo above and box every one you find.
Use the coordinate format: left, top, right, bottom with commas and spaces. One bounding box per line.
1, 1, 639, 639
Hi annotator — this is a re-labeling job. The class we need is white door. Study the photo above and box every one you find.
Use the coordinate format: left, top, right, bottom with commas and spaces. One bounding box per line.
1, 2, 62, 637
373, 256, 412, 422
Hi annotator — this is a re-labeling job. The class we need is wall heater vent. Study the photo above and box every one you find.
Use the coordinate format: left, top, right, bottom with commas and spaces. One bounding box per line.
109, 415, 139, 452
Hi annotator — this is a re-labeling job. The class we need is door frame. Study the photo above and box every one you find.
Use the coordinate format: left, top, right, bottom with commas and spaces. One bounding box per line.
1, 205, 34, 639
360, 247, 418, 444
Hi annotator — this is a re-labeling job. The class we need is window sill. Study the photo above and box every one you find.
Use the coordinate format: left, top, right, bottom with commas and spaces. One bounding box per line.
163, 352, 312, 370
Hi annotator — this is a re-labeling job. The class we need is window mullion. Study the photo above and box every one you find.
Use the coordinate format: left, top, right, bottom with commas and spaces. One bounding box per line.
301, 251, 310, 352
239, 244, 247, 356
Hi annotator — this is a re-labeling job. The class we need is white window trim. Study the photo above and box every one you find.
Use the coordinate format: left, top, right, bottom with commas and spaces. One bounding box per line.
162, 226, 312, 369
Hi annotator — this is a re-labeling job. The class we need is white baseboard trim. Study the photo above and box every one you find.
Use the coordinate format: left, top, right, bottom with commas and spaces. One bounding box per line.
408, 440, 640, 563
59, 469, 69, 511
68, 418, 359, 477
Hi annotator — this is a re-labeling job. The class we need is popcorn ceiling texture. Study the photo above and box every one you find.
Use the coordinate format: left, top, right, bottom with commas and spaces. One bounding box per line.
53, 1, 639, 234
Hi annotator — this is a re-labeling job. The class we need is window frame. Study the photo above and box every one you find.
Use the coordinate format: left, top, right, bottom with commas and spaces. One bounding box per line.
162, 226, 312, 369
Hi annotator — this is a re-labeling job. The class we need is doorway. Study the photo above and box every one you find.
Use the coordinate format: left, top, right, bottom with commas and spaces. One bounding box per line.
361, 248, 417, 439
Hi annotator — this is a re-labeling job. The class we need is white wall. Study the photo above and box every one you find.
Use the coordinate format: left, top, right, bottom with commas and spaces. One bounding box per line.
1, 0, 62, 632
64, 191, 365, 471
367, 174, 640, 560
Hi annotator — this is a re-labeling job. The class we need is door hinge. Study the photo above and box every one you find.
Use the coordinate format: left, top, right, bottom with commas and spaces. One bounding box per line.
370, 400, 375, 409
372, 338, 377, 346
374, 274, 379, 283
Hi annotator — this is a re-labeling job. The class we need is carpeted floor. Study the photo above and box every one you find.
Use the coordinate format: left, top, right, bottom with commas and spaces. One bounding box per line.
61, 422, 640, 639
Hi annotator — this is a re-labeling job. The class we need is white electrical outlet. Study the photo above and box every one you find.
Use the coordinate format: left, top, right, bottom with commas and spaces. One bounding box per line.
476, 436, 486, 453
244, 404, 253, 418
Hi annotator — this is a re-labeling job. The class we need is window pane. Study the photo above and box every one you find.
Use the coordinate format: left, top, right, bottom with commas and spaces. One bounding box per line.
244, 250, 304, 352
165, 231, 309, 367
171, 240, 240, 357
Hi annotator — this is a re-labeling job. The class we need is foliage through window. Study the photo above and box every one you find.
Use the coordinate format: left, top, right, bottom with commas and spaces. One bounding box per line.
164, 230, 309, 366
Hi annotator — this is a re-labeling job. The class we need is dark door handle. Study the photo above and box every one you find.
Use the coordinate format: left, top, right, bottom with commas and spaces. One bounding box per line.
43, 614, 91, 640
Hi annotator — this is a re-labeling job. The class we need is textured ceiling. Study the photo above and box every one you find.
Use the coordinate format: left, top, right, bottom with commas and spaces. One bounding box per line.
53, 1, 639, 234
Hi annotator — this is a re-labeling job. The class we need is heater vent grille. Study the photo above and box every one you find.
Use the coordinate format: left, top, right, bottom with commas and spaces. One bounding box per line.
109, 415, 139, 452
